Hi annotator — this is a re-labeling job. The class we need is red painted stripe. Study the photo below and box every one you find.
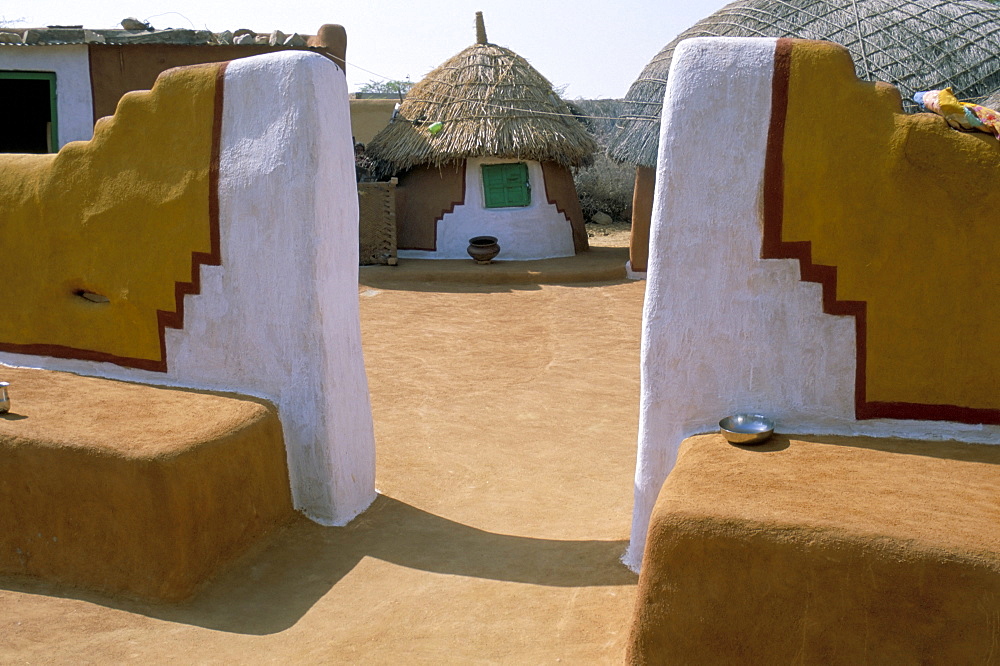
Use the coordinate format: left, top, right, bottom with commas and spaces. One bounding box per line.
760, 40, 999, 425
154, 61, 228, 371
0, 62, 227, 373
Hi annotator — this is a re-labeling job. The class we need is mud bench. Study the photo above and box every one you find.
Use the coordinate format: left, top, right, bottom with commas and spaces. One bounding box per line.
0, 366, 294, 601
628, 432, 1000, 663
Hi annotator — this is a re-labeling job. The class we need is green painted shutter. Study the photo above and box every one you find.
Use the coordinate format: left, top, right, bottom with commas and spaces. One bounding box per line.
482, 162, 530, 208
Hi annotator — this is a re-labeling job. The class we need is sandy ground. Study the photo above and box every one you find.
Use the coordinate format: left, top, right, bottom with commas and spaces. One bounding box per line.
585, 222, 631, 248
0, 248, 646, 663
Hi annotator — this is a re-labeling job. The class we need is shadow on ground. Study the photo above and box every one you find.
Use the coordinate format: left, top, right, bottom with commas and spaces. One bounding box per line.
0, 494, 635, 635
359, 246, 630, 293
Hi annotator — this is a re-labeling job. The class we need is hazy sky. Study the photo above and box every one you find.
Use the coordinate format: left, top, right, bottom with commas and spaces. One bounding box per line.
7, 1, 733, 98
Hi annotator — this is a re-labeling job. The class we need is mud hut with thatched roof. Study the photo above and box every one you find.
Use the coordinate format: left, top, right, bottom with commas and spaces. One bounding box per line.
611, 0, 1000, 274
366, 12, 596, 261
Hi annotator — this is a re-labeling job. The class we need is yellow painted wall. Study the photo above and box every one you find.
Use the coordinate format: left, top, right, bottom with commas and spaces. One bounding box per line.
0, 63, 219, 365
781, 41, 1000, 410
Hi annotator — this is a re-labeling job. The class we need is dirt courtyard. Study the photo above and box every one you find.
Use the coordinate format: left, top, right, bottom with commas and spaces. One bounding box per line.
585, 222, 631, 248
0, 251, 647, 663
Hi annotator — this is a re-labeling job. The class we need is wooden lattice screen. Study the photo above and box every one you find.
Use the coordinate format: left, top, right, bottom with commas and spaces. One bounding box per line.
358, 180, 397, 266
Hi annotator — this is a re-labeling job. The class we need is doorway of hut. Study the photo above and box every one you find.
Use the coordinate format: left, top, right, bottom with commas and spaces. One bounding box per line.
0, 72, 57, 154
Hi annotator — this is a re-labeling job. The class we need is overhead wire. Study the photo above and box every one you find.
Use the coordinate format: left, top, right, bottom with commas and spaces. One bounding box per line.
342, 48, 992, 127
341, 55, 647, 123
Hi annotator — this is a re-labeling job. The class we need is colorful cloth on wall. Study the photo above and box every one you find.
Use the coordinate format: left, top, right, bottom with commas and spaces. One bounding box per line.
913, 88, 1000, 140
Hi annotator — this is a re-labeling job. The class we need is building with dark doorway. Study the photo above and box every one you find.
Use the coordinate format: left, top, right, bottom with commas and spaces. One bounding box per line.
0, 23, 346, 153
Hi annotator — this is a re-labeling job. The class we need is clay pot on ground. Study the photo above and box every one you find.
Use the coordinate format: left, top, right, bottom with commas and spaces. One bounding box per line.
467, 236, 500, 264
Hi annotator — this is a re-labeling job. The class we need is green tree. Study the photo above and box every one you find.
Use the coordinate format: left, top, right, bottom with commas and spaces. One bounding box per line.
357, 78, 413, 95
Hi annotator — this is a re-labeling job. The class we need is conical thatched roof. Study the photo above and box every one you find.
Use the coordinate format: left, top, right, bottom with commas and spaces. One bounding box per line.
610, 0, 1000, 167
366, 13, 597, 178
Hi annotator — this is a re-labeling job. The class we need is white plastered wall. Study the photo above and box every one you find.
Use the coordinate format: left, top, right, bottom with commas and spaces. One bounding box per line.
0, 45, 94, 147
626, 36, 1000, 572
397, 157, 576, 260
0, 51, 377, 526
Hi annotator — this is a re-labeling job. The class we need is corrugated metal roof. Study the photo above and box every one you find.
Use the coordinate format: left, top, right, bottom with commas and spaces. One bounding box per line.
0, 26, 310, 47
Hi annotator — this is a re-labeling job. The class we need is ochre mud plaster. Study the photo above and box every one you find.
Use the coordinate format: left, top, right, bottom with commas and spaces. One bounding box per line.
540, 161, 589, 253
772, 40, 1000, 419
0, 366, 293, 602
349, 98, 396, 144
627, 433, 1000, 664
1, 51, 376, 527
0, 63, 219, 368
0, 279, 644, 662
308, 24, 347, 73
628, 166, 654, 274
395, 163, 466, 250
628, 37, 1000, 572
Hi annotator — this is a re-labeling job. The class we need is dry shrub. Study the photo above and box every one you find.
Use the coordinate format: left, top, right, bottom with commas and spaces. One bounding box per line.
573, 153, 634, 224
571, 98, 635, 224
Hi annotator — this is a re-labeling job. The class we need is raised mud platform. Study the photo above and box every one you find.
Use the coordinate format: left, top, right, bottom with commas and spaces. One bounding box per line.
0, 366, 294, 602
628, 432, 1000, 663
360, 246, 629, 286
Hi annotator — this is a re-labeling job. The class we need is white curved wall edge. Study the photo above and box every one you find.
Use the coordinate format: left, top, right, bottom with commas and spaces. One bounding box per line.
397, 157, 576, 260
625, 36, 1000, 572
0, 50, 377, 527
0, 45, 94, 147
624, 260, 646, 281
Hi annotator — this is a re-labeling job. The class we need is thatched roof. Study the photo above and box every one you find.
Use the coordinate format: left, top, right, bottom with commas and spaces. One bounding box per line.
982, 90, 1000, 111
365, 13, 597, 178
610, 0, 1000, 167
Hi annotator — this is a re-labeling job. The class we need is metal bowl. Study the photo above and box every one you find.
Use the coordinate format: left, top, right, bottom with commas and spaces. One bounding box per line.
719, 413, 775, 445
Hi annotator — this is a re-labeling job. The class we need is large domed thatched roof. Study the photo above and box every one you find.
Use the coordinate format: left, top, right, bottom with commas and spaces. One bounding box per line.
366, 13, 597, 178
981, 89, 1000, 110
610, 0, 1000, 168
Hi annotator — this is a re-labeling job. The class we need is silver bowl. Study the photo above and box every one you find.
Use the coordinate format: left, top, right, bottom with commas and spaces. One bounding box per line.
719, 413, 775, 444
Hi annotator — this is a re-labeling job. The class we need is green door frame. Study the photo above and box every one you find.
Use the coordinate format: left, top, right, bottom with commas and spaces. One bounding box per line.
1, 71, 58, 152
